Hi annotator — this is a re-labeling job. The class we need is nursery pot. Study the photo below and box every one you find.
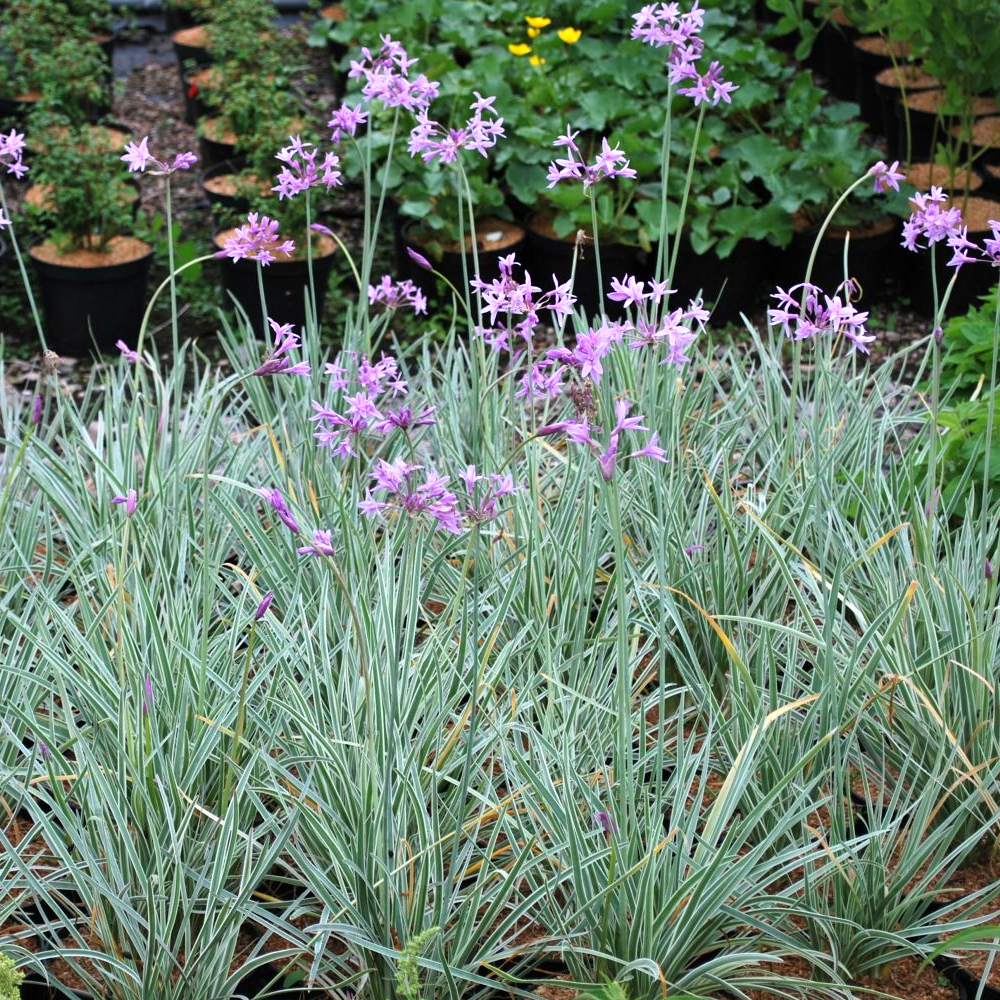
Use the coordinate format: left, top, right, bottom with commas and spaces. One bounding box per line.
895, 89, 997, 163
818, 8, 859, 101
214, 230, 338, 336
182, 66, 219, 125
401, 216, 527, 300
873, 64, 938, 159
524, 214, 654, 320
24, 177, 142, 223
200, 158, 269, 212
979, 162, 1000, 197
172, 24, 213, 84
0, 90, 41, 123
908, 196, 1000, 316
320, 1, 350, 83
951, 116, 1000, 169
165, 1, 205, 32
29, 236, 153, 356
198, 117, 238, 169
776, 215, 899, 299
669, 234, 766, 325
852, 35, 911, 131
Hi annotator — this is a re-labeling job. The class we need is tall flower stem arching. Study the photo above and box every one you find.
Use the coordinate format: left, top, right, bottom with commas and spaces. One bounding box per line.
666, 102, 706, 292
0, 180, 45, 348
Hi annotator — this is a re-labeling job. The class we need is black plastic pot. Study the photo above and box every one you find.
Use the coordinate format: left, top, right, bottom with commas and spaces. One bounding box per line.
200, 158, 252, 212
400, 218, 527, 303
181, 68, 216, 125
165, 2, 200, 32
30, 240, 153, 356
776, 219, 899, 300
523, 216, 653, 320
853, 36, 910, 131
172, 25, 213, 86
873, 65, 938, 160
198, 121, 237, 170
669, 235, 766, 325
981, 163, 1000, 197
819, 16, 859, 101
217, 243, 337, 337
0, 93, 40, 123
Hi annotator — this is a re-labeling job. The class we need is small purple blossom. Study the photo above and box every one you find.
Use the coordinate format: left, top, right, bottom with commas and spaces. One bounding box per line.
254, 592, 275, 620
121, 136, 197, 174
31, 394, 42, 426
251, 318, 311, 377
116, 340, 142, 365
38, 740, 51, 760
767, 282, 874, 354
408, 92, 505, 164
459, 466, 521, 524
368, 275, 428, 314
986, 558, 994, 580
0, 128, 28, 179
259, 487, 300, 535
359, 458, 463, 533
546, 129, 637, 192
0, 208, 10, 230
407, 246, 433, 271
594, 809, 617, 835
142, 674, 153, 715
297, 529, 336, 557
328, 103, 369, 143
112, 488, 138, 517
218, 213, 295, 266
870, 159, 904, 194
272, 135, 343, 199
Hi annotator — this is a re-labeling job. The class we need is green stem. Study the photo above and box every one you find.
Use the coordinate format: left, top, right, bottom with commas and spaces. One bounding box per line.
256, 260, 268, 336
134, 253, 216, 360
667, 104, 706, 291
980, 288, 1000, 559
306, 188, 317, 330
165, 175, 179, 360
0, 179, 45, 348
589, 191, 605, 322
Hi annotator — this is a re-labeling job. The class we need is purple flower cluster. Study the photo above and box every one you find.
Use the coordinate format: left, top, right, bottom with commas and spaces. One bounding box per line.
368, 275, 428, 314
328, 103, 369, 144
768, 282, 874, 354
359, 458, 463, 533
606, 274, 708, 367
0, 128, 28, 179
538, 398, 666, 481
311, 352, 430, 459
631, 2, 736, 106
121, 136, 197, 174
547, 127, 637, 191
273, 136, 343, 199
458, 466, 521, 525
348, 34, 439, 112
901, 187, 963, 253
471, 252, 576, 349
251, 318, 311, 377
408, 92, 505, 164
219, 213, 295, 265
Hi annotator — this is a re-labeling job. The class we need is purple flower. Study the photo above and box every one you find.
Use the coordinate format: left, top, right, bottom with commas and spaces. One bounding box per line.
297, 529, 336, 557
251, 318, 311, 377
328, 103, 369, 143
678, 59, 738, 107
408, 92, 505, 164
902, 187, 963, 253
112, 488, 138, 517
983, 220, 1000, 266
546, 130, 637, 192
31, 394, 42, 426
272, 136, 342, 199
870, 159, 904, 194
38, 740, 51, 760
459, 465, 521, 524
218, 213, 295, 266
947, 226, 979, 271
116, 340, 142, 365
594, 809, 617, 835
684, 543, 705, 557
121, 136, 197, 174
254, 592, 275, 620
259, 487, 300, 534
142, 674, 153, 715
0, 208, 10, 230
368, 276, 428, 314
608, 274, 649, 308
348, 36, 439, 112
406, 246, 433, 271
0, 128, 28, 179
359, 458, 463, 533
767, 282, 874, 354
986, 558, 994, 580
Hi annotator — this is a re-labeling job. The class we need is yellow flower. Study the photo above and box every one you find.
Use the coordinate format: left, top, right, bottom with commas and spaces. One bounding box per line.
558, 26, 582, 43
508, 42, 532, 55
530, 54, 547, 65
525, 16, 551, 27
527, 26, 541, 37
